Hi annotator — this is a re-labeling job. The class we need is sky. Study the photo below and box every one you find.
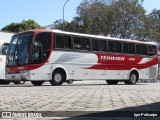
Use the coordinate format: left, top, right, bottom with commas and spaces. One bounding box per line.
0, 0, 159, 30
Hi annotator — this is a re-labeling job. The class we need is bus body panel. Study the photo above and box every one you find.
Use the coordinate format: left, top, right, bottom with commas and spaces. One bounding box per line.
6, 51, 158, 81
27, 51, 158, 81
29, 63, 51, 81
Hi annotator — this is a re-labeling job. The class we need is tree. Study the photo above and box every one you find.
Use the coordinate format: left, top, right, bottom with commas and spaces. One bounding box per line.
109, 0, 146, 39
53, 0, 160, 41
53, 19, 64, 30
1, 19, 43, 32
147, 9, 160, 41
54, 0, 146, 38
75, 0, 146, 39
76, 0, 108, 35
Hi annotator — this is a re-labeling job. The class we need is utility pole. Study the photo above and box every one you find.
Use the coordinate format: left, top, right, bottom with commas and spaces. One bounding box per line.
63, 0, 70, 31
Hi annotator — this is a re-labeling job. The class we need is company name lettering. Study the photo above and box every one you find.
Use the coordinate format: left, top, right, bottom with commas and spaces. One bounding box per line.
100, 56, 125, 61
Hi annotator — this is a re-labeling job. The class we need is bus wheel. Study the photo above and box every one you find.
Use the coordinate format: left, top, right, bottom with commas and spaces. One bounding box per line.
14, 81, 25, 84
125, 72, 138, 85
50, 70, 64, 86
66, 80, 73, 84
31, 81, 44, 86
106, 80, 118, 85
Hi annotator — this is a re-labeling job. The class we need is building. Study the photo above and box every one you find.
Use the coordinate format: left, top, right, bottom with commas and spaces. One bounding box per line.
0, 31, 14, 54
0, 31, 14, 41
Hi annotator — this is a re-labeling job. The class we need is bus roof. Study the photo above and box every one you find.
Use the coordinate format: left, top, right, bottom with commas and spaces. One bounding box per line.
53, 30, 157, 45
16, 29, 157, 46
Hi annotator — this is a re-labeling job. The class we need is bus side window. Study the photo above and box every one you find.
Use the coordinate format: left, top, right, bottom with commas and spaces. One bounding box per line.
108, 41, 114, 52
99, 40, 106, 52
55, 35, 64, 49
142, 45, 147, 55
74, 37, 81, 50
64, 35, 71, 49
55, 35, 71, 50
92, 39, 99, 51
92, 39, 106, 52
129, 43, 135, 55
148, 45, 156, 56
136, 44, 142, 55
123, 42, 129, 54
115, 41, 121, 53
82, 38, 90, 51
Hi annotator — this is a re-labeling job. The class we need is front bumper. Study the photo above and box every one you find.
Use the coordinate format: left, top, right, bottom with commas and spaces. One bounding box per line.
6, 71, 30, 81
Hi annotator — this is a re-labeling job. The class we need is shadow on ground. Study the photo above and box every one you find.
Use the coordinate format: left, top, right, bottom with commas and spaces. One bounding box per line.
61, 102, 160, 120
0, 82, 147, 87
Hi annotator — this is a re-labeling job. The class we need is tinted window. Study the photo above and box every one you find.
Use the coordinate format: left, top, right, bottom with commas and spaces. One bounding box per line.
35, 32, 51, 51
123, 42, 129, 54
64, 36, 71, 49
108, 41, 114, 52
99, 40, 106, 52
31, 32, 51, 64
136, 44, 141, 55
115, 41, 121, 53
55, 35, 71, 49
128, 43, 135, 54
148, 45, 157, 56
74, 37, 81, 50
142, 45, 147, 55
74, 37, 90, 51
55, 35, 64, 48
92, 39, 106, 52
108, 41, 121, 53
92, 39, 99, 51
82, 38, 90, 50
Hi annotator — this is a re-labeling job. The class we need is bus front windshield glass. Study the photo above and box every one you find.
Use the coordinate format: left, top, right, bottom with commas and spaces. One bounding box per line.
7, 32, 33, 66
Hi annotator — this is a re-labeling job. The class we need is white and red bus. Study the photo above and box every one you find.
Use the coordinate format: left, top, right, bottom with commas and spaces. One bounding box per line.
5, 29, 158, 86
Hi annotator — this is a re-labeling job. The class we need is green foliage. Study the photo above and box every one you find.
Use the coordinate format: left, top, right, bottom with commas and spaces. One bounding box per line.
1, 19, 43, 32
54, 0, 160, 41
148, 9, 160, 41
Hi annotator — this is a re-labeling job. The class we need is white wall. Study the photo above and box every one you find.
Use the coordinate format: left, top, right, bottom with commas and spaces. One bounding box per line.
0, 31, 15, 54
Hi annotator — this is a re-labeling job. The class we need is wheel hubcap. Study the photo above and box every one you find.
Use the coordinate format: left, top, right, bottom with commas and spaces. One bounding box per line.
54, 73, 62, 82
130, 74, 136, 83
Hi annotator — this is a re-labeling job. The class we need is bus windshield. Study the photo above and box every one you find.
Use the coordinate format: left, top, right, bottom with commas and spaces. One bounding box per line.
7, 32, 33, 66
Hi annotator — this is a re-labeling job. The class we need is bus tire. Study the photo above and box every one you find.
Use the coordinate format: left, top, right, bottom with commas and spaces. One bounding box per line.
125, 72, 138, 85
14, 81, 25, 84
50, 70, 64, 86
31, 81, 44, 86
66, 80, 73, 84
106, 80, 118, 85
